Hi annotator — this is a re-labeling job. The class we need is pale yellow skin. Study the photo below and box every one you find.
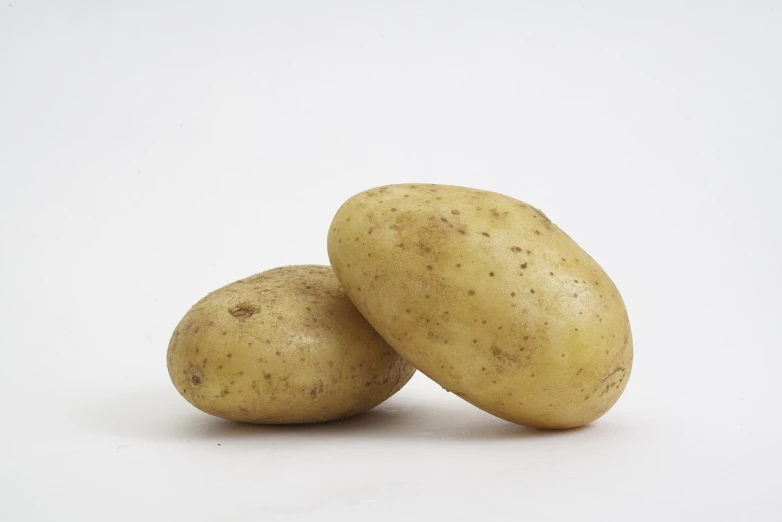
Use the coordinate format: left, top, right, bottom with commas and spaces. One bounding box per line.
328, 184, 632, 429
167, 265, 415, 424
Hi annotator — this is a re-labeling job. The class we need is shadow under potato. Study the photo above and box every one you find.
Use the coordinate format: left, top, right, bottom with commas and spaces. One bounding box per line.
188, 406, 558, 442
81, 384, 591, 443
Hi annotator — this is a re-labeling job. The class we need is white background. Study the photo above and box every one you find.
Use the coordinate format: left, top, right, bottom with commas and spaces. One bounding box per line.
1, 2, 781, 521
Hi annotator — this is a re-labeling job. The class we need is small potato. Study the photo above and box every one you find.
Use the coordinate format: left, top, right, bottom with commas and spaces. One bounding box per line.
167, 265, 415, 423
328, 184, 633, 429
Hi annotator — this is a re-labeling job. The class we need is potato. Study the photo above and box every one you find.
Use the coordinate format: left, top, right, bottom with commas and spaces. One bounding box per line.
327, 184, 632, 429
167, 265, 415, 423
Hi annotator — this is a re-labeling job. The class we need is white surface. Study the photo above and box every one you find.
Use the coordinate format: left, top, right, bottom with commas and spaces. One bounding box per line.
1, 2, 781, 521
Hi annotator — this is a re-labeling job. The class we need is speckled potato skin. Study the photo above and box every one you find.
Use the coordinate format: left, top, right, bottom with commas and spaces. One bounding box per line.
327, 184, 632, 429
167, 266, 415, 424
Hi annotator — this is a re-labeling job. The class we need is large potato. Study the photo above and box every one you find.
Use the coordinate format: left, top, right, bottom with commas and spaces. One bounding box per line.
328, 184, 632, 429
167, 265, 415, 423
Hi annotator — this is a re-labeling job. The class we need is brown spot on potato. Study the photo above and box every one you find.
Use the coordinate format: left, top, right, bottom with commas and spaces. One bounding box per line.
491, 345, 518, 363
511, 246, 522, 252
467, 290, 475, 296
229, 303, 258, 319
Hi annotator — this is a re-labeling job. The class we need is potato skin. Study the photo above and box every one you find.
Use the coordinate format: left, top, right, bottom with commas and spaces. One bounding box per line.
328, 184, 632, 429
167, 265, 415, 423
